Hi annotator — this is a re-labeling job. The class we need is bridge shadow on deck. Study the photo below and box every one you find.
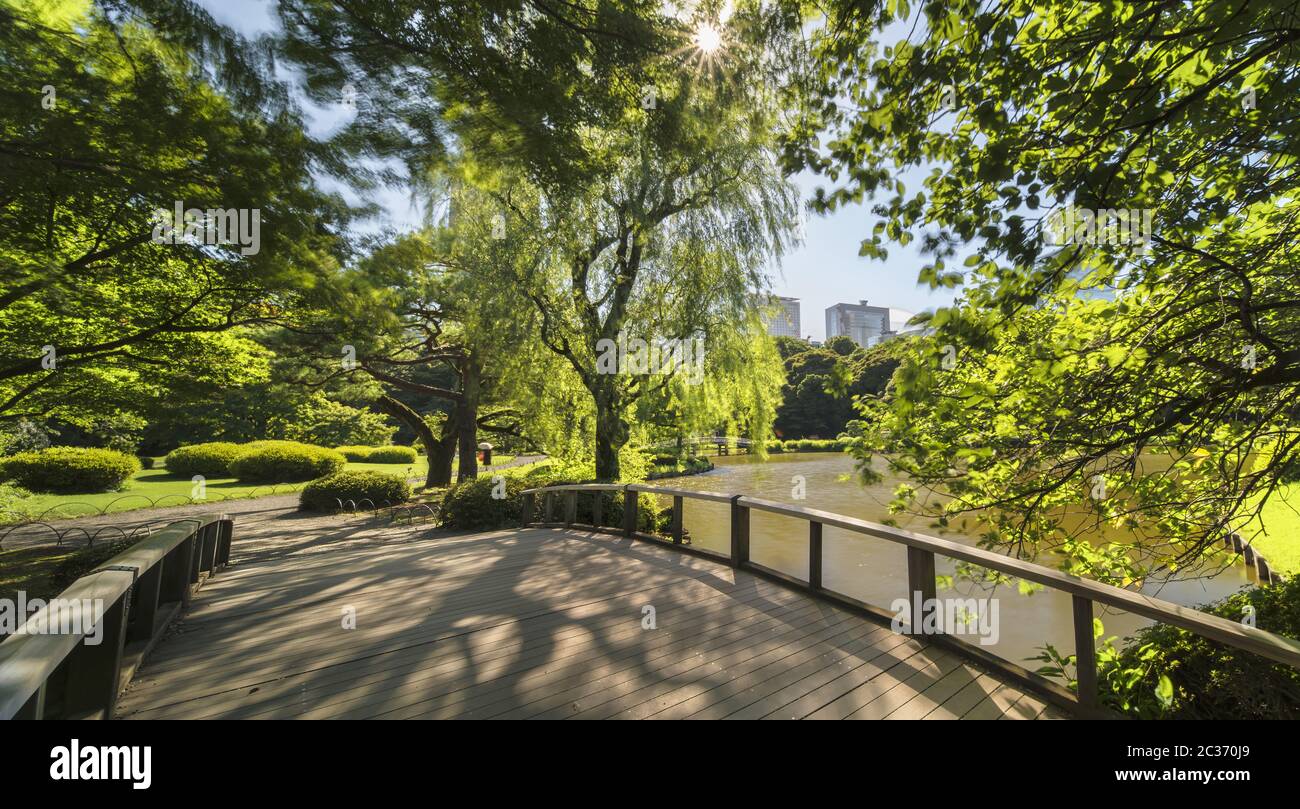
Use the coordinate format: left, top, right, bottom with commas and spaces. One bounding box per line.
116, 522, 1067, 720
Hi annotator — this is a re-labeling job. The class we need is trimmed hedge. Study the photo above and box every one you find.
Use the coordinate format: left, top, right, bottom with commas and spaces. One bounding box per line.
229, 441, 346, 483
165, 442, 244, 478
0, 447, 139, 493
299, 470, 411, 512
334, 445, 373, 462
780, 438, 850, 452
335, 445, 419, 463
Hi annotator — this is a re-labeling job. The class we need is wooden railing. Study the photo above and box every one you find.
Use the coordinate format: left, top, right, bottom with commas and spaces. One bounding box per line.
0, 514, 232, 720
520, 483, 1300, 717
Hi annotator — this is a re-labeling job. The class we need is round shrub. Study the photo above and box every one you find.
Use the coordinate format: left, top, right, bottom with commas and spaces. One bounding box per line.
364, 445, 418, 464
439, 474, 529, 530
0, 447, 139, 493
229, 441, 345, 483
334, 445, 373, 462
165, 442, 244, 478
299, 470, 411, 512
333, 445, 418, 463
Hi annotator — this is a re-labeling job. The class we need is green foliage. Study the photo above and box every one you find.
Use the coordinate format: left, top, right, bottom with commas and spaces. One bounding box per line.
647, 456, 713, 480
438, 473, 530, 531
0, 447, 139, 493
0, 420, 53, 456
1035, 577, 1300, 719
0, 482, 33, 522
334, 445, 418, 464
282, 399, 396, 448
438, 461, 665, 532
793, 0, 1300, 577
299, 470, 411, 512
774, 339, 900, 439
165, 442, 244, 478
0, 1, 349, 430
228, 441, 345, 483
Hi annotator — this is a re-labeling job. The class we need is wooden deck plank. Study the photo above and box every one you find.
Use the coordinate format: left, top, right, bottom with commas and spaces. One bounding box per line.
885, 660, 983, 720
681, 624, 894, 719
758, 635, 928, 719
117, 526, 1069, 720
922, 672, 1003, 719
380, 590, 832, 720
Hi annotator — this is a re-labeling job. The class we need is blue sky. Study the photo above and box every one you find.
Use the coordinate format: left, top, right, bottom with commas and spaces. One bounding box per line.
199, 0, 956, 340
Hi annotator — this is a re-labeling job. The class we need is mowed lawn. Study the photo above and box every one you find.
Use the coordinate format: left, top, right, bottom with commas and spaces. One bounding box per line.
8, 455, 517, 521
1251, 484, 1300, 577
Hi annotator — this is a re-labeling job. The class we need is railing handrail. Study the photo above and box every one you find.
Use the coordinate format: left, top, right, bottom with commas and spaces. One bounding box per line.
520, 483, 1300, 673
0, 513, 231, 720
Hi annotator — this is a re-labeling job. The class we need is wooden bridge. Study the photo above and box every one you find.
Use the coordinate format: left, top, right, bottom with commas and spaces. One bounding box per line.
3, 484, 1300, 720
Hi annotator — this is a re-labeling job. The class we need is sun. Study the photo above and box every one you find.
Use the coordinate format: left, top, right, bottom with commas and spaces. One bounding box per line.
693, 22, 723, 55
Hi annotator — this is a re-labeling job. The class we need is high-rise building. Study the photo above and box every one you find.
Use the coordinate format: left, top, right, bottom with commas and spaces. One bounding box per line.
763, 296, 801, 339
825, 300, 892, 348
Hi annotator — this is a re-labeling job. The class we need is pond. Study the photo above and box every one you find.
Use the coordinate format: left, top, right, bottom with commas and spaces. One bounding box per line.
661, 452, 1252, 667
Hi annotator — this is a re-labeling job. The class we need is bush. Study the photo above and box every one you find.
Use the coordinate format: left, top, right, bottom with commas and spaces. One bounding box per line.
647, 456, 713, 480
0, 483, 33, 524
229, 441, 345, 483
165, 442, 244, 478
777, 438, 848, 453
338, 445, 418, 464
367, 445, 417, 464
0, 447, 139, 493
299, 470, 412, 512
439, 473, 531, 530
1035, 576, 1300, 719
439, 464, 668, 533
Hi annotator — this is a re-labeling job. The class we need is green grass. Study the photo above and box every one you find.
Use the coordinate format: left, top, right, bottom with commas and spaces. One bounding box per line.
4, 454, 520, 522
1252, 484, 1300, 576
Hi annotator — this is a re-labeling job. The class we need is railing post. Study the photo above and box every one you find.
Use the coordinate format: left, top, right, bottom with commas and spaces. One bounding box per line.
592, 492, 603, 528
905, 545, 936, 633
160, 537, 194, 607
543, 492, 554, 523
199, 521, 218, 574
623, 487, 638, 537
215, 517, 233, 567
729, 495, 749, 567
62, 591, 129, 719
1072, 595, 1099, 710
671, 495, 684, 544
188, 528, 203, 586
522, 492, 535, 526
564, 491, 577, 526
809, 521, 823, 590
126, 562, 163, 645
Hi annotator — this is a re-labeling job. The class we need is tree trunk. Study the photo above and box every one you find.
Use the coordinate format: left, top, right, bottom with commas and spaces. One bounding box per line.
455, 354, 483, 483
375, 395, 439, 489
593, 383, 627, 482
427, 417, 456, 487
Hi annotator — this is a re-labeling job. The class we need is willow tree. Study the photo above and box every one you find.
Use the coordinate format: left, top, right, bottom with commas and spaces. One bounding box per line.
789, 0, 1300, 579
273, 2, 806, 480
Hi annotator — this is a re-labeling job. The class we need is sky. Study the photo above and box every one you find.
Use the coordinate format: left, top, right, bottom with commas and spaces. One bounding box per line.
198, 0, 957, 341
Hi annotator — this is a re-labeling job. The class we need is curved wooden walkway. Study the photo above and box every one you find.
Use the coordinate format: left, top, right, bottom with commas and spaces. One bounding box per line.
116, 523, 1068, 720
